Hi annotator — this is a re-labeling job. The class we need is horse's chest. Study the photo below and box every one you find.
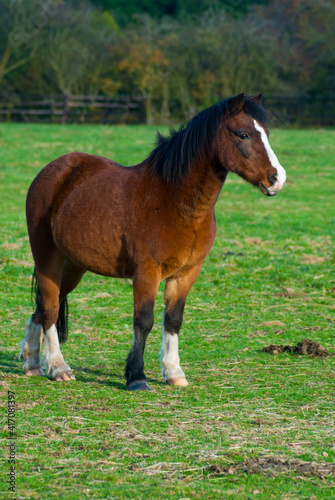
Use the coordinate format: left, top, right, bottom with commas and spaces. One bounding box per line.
159, 221, 216, 278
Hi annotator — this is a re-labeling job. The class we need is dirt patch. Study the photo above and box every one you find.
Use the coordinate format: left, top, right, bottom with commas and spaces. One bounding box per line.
261, 338, 330, 357
2, 243, 20, 250
208, 456, 335, 478
274, 287, 305, 298
246, 237, 263, 245
261, 320, 286, 327
301, 254, 328, 265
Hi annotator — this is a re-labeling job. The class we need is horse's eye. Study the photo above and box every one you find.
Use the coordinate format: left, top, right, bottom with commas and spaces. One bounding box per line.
238, 133, 249, 141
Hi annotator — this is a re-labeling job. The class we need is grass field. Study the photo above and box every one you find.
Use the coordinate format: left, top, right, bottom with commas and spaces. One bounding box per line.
1, 123, 334, 499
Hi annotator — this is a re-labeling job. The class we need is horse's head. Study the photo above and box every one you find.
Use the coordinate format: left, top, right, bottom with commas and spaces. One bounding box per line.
220, 93, 286, 196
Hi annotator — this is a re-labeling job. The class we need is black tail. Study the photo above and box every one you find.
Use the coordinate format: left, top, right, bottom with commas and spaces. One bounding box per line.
31, 267, 69, 344
31, 266, 38, 305
57, 297, 69, 344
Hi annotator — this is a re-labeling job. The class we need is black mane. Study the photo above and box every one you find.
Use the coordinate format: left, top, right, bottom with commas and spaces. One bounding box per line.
148, 96, 270, 184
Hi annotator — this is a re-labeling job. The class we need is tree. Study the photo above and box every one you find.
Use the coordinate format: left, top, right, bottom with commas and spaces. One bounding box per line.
0, 0, 59, 88
90, 0, 271, 21
117, 16, 171, 124
298, 0, 335, 94
1, 0, 334, 124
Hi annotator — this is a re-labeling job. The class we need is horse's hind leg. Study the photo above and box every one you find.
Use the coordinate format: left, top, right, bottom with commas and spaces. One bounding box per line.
161, 265, 202, 387
20, 313, 44, 376
42, 260, 85, 381
20, 271, 63, 378
29, 265, 75, 381
21, 256, 83, 381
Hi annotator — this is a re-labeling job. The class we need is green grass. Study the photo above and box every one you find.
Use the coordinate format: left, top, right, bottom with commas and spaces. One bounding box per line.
1, 123, 335, 499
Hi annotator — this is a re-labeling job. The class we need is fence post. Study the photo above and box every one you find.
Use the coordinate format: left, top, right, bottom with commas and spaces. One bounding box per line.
62, 95, 68, 124
20, 94, 27, 123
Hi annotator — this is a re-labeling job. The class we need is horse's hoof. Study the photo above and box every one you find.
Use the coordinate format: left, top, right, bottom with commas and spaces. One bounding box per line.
54, 370, 76, 382
128, 380, 151, 391
24, 367, 45, 377
167, 377, 189, 387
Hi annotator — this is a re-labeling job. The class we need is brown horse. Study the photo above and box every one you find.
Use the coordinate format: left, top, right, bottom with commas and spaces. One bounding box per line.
20, 93, 286, 391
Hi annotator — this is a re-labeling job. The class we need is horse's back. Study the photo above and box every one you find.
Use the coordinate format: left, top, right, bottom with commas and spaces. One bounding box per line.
28, 151, 124, 195
27, 152, 131, 217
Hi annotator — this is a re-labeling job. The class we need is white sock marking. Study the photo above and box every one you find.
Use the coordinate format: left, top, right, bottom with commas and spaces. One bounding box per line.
161, 331, 186, 381
20, 317, 44, 370
254, 120, 286, 190
21, 318, 43, 357
43, 324, 70, 375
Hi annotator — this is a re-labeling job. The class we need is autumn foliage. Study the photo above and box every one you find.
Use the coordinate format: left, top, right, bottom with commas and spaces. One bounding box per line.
0, 0, 334, 123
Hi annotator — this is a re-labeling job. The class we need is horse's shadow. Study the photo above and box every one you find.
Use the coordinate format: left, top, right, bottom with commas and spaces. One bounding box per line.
74, 366, 128, 390
71, 366, 159, 390
0, 352, 158, 391
0, 351, 23, 375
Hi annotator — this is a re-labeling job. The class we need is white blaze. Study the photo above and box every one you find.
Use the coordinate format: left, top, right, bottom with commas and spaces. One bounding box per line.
254, 120, 286, 191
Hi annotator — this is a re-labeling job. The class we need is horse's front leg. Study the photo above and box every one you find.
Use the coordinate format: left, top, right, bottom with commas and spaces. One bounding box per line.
125, 266, 160, 391
161, 265, 202, 387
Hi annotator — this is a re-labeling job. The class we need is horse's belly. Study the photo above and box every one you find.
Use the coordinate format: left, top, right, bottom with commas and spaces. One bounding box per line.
52, 209, 134, 278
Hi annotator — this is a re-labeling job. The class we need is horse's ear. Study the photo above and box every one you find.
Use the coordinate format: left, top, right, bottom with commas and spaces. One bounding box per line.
251, 93, 263, 104
229, 93, 245, 116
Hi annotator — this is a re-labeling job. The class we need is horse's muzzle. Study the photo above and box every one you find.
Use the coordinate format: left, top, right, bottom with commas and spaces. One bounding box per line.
260, 172, 286, 196
260, 182, 278, 196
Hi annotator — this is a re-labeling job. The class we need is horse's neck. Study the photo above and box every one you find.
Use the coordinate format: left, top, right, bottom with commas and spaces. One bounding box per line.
172, 160, 226, 220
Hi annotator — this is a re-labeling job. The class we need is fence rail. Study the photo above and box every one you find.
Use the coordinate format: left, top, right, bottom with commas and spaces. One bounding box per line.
0, 95, 145, 124
263, 95, 335, 127
0, 94, 334, 126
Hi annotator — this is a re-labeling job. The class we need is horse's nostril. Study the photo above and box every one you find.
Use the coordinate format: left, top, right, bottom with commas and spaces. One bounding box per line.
269, 172, 278, 185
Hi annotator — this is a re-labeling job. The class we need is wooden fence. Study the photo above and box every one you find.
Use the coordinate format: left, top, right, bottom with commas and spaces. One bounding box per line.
0, 95, 145, 124
0, 94, 334, 126
263, 95, 335, 127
